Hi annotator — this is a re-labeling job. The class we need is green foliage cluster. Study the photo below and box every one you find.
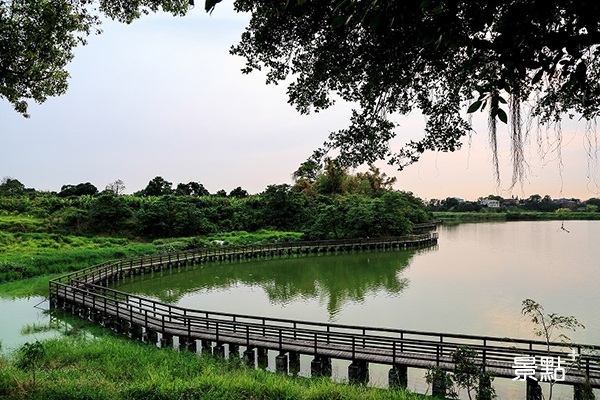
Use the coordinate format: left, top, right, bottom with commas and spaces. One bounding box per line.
0, 180, 430, 240
0, 335, 425, 399
425, 346, 496, 400
0, 175, 431, 283
58, 182, 98, 198
206, 230, 304, 246
0, 245, 157, 282
306, 192, 429, 240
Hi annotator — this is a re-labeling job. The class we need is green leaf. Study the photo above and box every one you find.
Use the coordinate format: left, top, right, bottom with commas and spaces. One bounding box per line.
435, 34, 443, 49
497, 108, 508, 124
467, 100, 482, 113
369, 12, 383, 28
332, 15, 347, 28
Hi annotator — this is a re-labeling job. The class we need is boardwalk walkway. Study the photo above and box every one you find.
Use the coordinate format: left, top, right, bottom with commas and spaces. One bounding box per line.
49, 233, 600, 398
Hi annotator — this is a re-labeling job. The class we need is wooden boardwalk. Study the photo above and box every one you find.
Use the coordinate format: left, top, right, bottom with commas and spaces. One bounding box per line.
49, 233, 600, 396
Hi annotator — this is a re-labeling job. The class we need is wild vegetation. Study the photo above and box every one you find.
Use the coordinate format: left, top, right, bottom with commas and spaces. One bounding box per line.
0, 171, 431, 283
0, 172, 435, 397
0, 333, 426, 400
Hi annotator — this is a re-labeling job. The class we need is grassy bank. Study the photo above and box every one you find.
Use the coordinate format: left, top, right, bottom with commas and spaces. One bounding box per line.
0, 334, 426, 399
434, 211, 600, 221
0, 243, 159, 283
433, 212, 506, 221
0, 229, 306, 284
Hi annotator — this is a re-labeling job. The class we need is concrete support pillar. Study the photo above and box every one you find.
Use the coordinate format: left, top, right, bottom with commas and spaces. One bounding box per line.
86, 308, 95, 322
257, 347, 268, 369
229, 343, 239, 358
526, 378, 542, 400
243, 348, 255, 368
141, 329, 150, 344
348, 360, 369, 384
213, 343, 225, 357
574, 382, 596, 400
289, 352, 300, 376
159, 333, 173, 349
388, 364, 408, 389
275, 353, 288, 374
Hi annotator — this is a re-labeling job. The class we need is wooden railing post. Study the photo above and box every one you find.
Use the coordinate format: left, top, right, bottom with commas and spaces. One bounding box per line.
482, 339, 487, 371
279, 329, 282, 352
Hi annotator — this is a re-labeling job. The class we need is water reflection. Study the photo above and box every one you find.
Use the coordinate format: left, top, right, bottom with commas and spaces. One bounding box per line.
113, 248, 434, 319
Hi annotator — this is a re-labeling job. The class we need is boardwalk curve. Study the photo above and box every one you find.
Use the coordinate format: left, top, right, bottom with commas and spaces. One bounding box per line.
49, 233, 600, 398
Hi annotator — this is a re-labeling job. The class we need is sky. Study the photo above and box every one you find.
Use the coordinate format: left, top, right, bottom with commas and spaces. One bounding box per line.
1, 3, 599, 201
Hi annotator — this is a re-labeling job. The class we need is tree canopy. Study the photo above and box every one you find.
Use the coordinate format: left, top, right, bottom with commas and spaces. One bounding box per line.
231, 0, 600, 186
3, 0, 600, 185
0, 0, 100, 117
0, 0, 188, 116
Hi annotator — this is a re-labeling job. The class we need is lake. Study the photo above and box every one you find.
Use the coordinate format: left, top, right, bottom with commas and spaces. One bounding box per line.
2, 220, 599, 398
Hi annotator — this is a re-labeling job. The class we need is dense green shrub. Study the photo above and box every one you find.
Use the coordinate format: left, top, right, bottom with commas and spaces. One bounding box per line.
0, 186, 431, 240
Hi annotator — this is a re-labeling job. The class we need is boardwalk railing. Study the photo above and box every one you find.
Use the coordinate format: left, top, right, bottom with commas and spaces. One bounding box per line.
53, 234, 437, 286
49, 233, 600, 394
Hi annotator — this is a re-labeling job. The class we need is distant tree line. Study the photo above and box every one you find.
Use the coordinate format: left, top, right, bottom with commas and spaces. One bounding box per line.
427, 194, 600, 213
0, 168, 431, 240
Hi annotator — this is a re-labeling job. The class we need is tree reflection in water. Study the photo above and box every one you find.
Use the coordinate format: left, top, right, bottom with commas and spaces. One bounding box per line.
112, 247, 437, 319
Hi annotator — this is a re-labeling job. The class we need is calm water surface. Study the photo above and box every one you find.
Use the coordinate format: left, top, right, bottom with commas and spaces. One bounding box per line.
115, 220, 600, 343
112, 220, 600, 399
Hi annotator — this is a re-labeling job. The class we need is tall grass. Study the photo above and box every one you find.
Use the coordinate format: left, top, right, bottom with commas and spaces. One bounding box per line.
0, 245, 157, 283
206, 230, 304, 245
0, 335, 426, 399
0, 230, 308, 284
0, 215, 51, 233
